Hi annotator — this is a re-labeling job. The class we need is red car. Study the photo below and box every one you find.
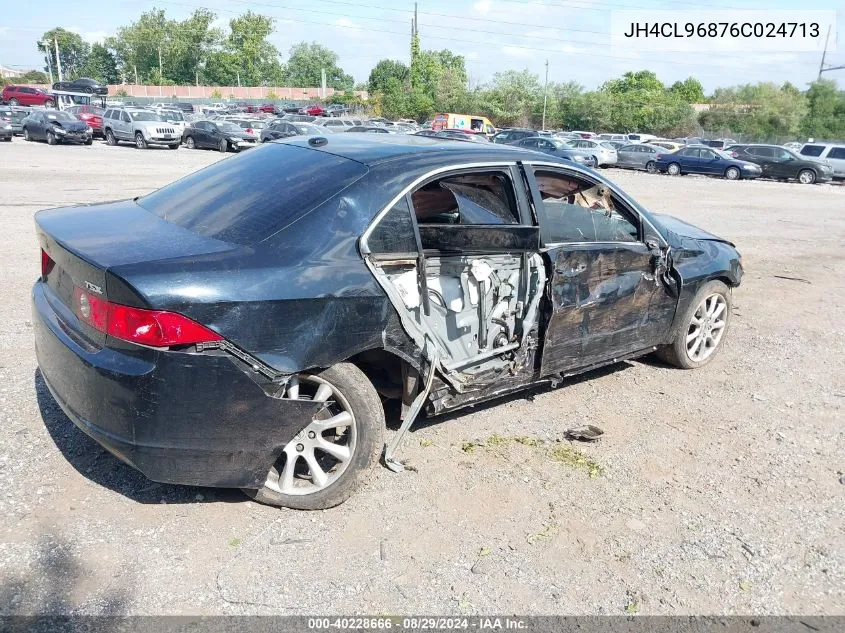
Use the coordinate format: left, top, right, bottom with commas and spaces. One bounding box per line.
2, 85, 56, 107
66, 105, 104, 137
304, 104, 326, 116
259, 103, 277, 114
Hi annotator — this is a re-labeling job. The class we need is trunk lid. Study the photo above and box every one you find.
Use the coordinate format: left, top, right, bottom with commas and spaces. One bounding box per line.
36, 199, 237, 347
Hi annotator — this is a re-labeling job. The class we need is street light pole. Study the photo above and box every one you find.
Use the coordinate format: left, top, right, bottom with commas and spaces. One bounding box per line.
53, 37, 63, 81
541, 59, 549, 131
41, 41, 54, 85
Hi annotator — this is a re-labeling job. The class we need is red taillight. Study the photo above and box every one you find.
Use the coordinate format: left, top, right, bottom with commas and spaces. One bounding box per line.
72, 286, 223, 347
655, 154, 664, 160
246, 128, 254, 134
41, 248, 55, 278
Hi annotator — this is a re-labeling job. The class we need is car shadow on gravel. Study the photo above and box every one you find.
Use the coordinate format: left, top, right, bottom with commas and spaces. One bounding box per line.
0, 532, 129, 619
34, 370, 245, 506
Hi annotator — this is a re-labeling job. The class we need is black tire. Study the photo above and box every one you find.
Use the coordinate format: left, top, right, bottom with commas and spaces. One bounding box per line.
84, 138, 93, 145
658, 280, 732, 370
798, 169, 816, 185
243, 363, 385, 510
23, 127, 30, 141
725, 166, 741, 180
46, 131, 57, 145
667, 162, 681, 176
645, 161, 657, 174
105, 129, 117, 146
9, 98, 19, 106
218, 138, 228, 153
185, 136, 196, 149
168, 143, 179, 150
134, 132, 147, 149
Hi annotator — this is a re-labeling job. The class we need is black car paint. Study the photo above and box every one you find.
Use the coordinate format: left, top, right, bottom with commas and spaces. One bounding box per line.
726, 144, 832, 182
22, 111, 91, 143
52, 78, 108, 95
182, 121, 256, 150
33, 136, 742, 489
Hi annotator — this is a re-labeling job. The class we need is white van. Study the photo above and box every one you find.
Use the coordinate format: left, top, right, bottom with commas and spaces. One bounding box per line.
799, 142, 845, 180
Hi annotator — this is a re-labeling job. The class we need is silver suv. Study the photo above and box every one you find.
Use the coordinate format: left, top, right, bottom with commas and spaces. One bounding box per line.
799, 142, 845, 180
102, 107, 180, 149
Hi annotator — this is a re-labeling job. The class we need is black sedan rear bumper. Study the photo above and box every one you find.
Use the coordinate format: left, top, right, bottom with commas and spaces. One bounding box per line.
33, 281, 319, 489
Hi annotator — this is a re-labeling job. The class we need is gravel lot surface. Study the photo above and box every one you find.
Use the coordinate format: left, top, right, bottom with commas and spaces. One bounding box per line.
0, 139, 843, 616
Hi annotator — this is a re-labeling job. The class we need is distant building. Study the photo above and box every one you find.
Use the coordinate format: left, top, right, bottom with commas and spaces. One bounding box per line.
0, 65, 35, 78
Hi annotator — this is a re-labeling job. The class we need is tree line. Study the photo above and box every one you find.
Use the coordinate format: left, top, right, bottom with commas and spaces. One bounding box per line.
11, 7, 845, 141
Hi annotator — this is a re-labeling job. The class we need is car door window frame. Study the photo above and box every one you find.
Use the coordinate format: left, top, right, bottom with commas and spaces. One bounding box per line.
522, 161, 667, 248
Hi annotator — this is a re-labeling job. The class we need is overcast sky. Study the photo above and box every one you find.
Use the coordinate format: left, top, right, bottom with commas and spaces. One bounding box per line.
1, 0, 842, 91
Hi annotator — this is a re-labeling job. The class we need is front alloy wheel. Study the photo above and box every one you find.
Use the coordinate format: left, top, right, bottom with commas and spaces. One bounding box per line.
798, 169, 816, 184
725, 166, 741, 180
244, 363, 384, 510
218, 138, 228, 153
658, 280, 731, 369
135, 132, 147, 149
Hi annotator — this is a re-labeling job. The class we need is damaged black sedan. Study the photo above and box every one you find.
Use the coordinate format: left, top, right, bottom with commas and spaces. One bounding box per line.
33, 135, 742, 509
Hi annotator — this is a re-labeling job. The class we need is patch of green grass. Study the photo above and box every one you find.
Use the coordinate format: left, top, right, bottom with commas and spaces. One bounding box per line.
229, 538, 241, 547
549, 444, 604, 478
419, 439, 433, 448
477, 546, 492, 557
625, 601, 640, 614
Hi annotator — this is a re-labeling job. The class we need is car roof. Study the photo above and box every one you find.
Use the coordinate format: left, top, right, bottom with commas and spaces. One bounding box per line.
278, 134, 556, 167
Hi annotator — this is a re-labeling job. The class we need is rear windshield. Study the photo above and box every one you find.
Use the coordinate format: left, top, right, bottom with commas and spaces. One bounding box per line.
137, 143, 368, 245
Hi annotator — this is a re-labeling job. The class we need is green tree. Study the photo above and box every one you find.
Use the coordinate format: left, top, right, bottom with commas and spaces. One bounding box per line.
82, 43, 118, 84
478, 69, 542, 127
20, 70, 49, 83
700, 82, 807, 140
285, 42, 353, 89
225, 12, 284, 86
669, 77, 705, 104
801, 80, 845, 139
368, 59, 409, 94
40, 28, 90, 79
603, 70, 664, 95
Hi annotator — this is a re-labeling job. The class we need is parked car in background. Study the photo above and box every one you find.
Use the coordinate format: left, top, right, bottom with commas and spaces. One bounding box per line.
570, 130, 595, 139
304, 104, 327, 116
566, 139, 618, 167
347, 126, 391, 133
0, 109, 13, 141
283, 114, 317, 123
656, 146, 761, 180
153, 108, 188, 137
626, 133, 657, 143
7, 106, 28, 135
597, 133, 629, 143
32, 135, 742, 509
726, 144, 833, 184
22, 110, 92, 145
169, 102, 194, 114
650, 140, 684, 152
259, 103, 278, 114
52, 78, 107, 95
102, 108, 180, 149
434, 129, 490, 143
312, 118, 351, 131
228, 118, 267, 137
182, 120, 258, 152
798, 142, 845, 180
65, 105, 105, 137
326, 104, 349, 117
491, 128, 536, 144
413, 130, 439, 137
235, 102, 257, 113
782, 141, 803, 152
2, 85, 56, 107
703, 139, 737, 150
508, 137, 596, 167
614, 143, 663, 173
260, 120, 325, 142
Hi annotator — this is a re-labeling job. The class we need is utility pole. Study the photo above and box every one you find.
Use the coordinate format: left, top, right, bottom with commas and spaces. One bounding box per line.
53, 37, 63, 82
41, 41, 54, 85
237, 71, 241, 87
818, 25, 845, 78
158, 45, 163, 82
134, 65, 138, 85
541, 59, 549, 131
321, 68, 327, 98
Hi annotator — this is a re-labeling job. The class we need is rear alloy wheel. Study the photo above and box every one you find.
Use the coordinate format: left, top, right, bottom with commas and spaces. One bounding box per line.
218, 138, 228, 153
667, 162, 681, 176
244, 363, 384, 510
658, 280, 731, 369
105, 129, 117, 145
725, 166, 741, 180
185, 136, 195, 149
9, 98, 19, 106
134, 132, 147, 149
798, 169, 816, 184
46, 131, 57, 145
645, 161, 657, 174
